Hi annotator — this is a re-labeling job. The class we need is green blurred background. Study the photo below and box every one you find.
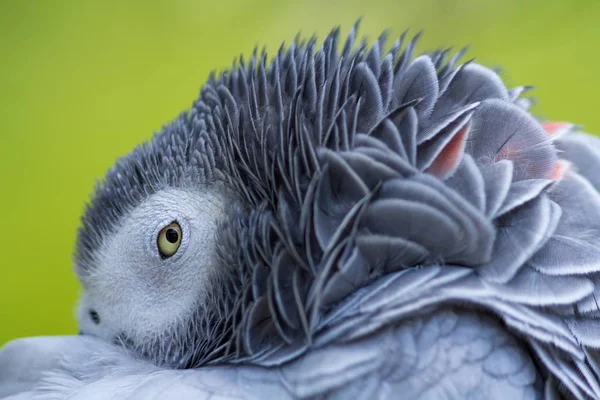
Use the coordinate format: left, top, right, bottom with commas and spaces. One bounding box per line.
1, 0, 599, 346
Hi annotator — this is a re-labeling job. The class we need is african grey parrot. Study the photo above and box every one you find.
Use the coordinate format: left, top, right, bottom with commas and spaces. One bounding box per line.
2, 23, 600, 399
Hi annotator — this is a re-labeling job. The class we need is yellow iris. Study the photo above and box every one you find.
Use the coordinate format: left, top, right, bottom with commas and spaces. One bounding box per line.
157, 222, 182, 258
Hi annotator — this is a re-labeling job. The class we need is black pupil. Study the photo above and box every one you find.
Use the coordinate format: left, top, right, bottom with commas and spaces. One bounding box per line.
165, 228, 179, 244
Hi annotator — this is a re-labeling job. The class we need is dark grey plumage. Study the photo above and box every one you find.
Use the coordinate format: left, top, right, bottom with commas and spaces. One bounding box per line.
70, 23, 600, 398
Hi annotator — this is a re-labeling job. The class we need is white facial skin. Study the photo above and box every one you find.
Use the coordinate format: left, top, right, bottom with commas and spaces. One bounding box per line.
76, 188, 226, 349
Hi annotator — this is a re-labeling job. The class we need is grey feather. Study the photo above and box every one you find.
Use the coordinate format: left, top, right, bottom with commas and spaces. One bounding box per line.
479, 160, 513, 217
531, 172, 600, 276
556, 132, 600, 191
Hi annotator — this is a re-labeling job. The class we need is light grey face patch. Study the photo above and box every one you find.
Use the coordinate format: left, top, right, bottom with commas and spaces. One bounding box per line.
75, 187, 228, 351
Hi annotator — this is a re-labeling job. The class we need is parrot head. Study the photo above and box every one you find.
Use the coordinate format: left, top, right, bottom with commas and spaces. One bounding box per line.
73, 24, 560, 369
75, 173, 236, 367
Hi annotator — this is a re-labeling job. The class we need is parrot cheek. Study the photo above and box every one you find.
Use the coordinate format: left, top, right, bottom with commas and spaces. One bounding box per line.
76, 273, 201, 349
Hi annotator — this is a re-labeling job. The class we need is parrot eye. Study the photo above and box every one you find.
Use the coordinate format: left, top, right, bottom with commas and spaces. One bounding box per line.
157, 221, 182, 258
